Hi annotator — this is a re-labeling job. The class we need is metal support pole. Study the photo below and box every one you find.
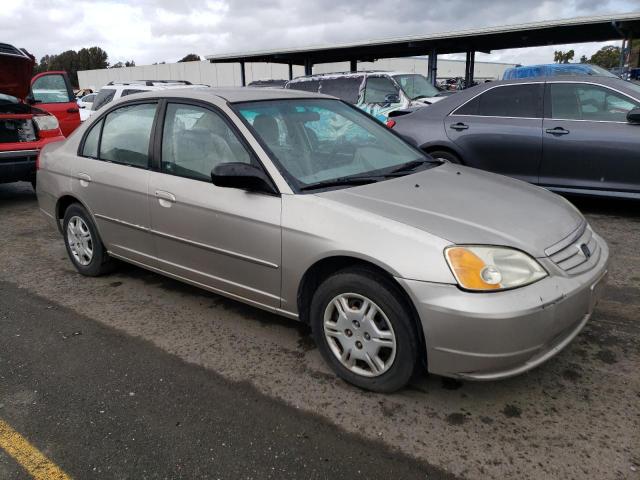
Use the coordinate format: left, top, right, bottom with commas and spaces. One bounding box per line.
288, 63, 293, 80
240, 61, 246, 86
349, 59, 357, 73
619, 38, 627, 70
464, 51, 471, 87
469, 50, 475, 86
304, 58, 313, 76
428, 48, 438, 86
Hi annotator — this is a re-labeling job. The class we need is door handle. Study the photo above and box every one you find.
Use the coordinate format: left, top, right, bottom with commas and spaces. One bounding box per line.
449, 122, 469, 131
545, 127, 570, 136
155, 190, 176, 207
67, 107, 79, 113
77, 173, 91, 187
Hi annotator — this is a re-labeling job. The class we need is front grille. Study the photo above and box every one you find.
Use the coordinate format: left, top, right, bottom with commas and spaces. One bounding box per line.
545, 222, 601, 275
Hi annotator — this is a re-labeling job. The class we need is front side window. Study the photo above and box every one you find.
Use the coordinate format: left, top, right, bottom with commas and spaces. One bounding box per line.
100, 103, 156, 168
393, 74, 439, 100
549, 83, 640, 122
31, 74, 73, 104
92, 88, 116, 111
363, 76, 400, 104
162, 103, 252, 181
235, 99, 429, 189
455, 84, 543, 118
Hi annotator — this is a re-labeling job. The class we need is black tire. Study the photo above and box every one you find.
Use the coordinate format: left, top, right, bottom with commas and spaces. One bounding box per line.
428, 150, 462, 164
62, 203, 114, 276
310, 267, 420, 393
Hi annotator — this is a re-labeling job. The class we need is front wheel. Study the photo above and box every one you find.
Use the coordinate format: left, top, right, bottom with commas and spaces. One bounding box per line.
310, 268, 420, 393
427, 150, 462, 164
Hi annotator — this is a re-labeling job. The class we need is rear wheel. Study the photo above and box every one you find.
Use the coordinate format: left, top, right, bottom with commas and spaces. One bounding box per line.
427, 150, 462, 164
63, 203, 114, 276
310, 267, 420, 393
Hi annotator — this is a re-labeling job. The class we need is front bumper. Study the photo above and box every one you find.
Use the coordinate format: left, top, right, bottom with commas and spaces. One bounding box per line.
0, 149, 38, 183
398, 235, 609, 380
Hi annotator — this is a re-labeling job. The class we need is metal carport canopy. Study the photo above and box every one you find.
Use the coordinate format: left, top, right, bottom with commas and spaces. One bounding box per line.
205, 13, 640, 66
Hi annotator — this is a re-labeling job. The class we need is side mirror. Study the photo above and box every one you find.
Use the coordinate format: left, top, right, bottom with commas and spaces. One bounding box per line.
211, 162, 277, 195
383, 93, 400, 104
627, 108, 640, 124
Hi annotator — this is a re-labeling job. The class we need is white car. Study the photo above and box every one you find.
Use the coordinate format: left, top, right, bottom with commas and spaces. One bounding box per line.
77, 93, 97, 121
88, 80, 209, 118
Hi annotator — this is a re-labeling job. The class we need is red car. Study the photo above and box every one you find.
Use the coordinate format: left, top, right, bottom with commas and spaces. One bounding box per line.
1, 42, 80, 187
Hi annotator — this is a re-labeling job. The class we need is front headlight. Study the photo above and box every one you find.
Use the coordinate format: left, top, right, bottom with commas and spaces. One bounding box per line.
444, 246, 547, 292
33, 115, 59, 132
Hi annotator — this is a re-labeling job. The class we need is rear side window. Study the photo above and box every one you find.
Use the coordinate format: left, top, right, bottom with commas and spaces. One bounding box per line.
81, 119, 102, 158
454, 84, 543, 118
92, 88, 116, 111
121, 89, 147, 97
99, 103, 157, 168
320, 77, 362, 104
287, 80, 320, 93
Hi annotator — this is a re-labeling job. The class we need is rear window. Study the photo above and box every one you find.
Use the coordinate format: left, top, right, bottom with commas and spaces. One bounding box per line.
92, 88, 116, 111
454, 84, 543, 118
319, 77, 362, 104
286, 80, 320, 93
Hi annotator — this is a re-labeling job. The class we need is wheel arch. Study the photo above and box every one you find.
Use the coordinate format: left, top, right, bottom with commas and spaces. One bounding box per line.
55, 194, 96, 234
421, 144, 464, 163
296, 255, 427, 364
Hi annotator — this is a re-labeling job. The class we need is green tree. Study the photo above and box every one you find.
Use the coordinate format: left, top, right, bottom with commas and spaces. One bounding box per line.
580, 55, 588, 63
178, 53, 201, 62
77, 47, 109, 71
589, 45, 621, 69
553, 50, 575, 63
32, 47, 109, 87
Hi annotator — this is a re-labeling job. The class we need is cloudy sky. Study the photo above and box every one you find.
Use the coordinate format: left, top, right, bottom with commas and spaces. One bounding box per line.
2, 0, 639, 66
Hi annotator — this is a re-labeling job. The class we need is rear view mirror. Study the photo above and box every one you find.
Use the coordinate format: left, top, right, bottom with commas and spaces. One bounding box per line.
627, 108, 640, 124
211, 163, 277, 195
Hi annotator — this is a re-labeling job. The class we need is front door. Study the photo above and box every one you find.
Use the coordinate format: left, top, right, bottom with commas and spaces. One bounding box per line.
71, 101, 158, 264
148, 101, 282, 309
30, 72, 80, 136
445, 83, 544, 184
540, 81, 640, 195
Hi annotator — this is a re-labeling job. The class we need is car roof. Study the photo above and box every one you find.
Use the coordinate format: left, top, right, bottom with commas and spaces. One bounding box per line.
125, 86, 333, 103
287, 71, 415, 82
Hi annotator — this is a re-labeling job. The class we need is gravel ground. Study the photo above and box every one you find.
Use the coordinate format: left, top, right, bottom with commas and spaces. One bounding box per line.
0, 182, 638, 479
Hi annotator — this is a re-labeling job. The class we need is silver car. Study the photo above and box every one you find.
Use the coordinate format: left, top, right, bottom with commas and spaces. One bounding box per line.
37, 88, 609, 392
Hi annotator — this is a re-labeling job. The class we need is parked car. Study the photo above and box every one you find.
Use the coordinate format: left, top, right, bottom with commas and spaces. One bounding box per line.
77, 92, 97, 121
0, 42, 67, 187
391, 76, 640, 199
248, 79, 287, 88
37, 88, 608, 392
89, 80, 208, 117
285, 71, 446, 121
502, 63, 618, 80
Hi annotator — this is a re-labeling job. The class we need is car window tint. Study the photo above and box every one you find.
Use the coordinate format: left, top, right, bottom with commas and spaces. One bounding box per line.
100, 103, 156, 168
31, 74, 72, 103
162, 104, 253, 181
455, 84, 542, 118
287, 80, 320, 93
550, 83, 640, 122
121, 89, 147, 97
320, 77, 362, 104
82, 119, 102, 158
92, 88, 116, 111
363, 76, 399, 104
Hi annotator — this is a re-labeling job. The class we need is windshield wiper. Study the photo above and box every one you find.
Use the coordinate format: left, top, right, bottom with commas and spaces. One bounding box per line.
386, 158, 442, 176
299, 176, 383, 191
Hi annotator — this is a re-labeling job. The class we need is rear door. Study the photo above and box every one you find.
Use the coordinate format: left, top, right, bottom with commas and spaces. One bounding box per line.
445, 83, 544, 184
73, 101, 158, 264
540, 81, 640, 195
30, 72, 80, 136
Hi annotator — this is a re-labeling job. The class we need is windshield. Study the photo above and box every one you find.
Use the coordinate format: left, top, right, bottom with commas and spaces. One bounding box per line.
393, 74, 439, 100
234, 99, 430, 190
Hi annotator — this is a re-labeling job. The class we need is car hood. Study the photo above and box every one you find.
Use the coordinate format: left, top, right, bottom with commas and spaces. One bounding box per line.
318, 163, 584, 258
0, 48, 35, 99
